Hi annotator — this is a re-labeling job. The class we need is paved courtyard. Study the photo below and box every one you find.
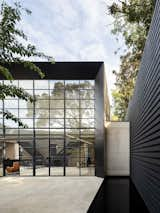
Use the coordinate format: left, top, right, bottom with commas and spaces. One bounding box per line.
0, 177, 102, 213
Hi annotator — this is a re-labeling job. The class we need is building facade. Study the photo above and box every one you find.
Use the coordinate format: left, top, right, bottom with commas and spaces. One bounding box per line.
0, 62, 109, 177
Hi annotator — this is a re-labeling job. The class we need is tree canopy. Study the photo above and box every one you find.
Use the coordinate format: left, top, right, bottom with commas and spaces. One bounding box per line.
108, 0, 155, 120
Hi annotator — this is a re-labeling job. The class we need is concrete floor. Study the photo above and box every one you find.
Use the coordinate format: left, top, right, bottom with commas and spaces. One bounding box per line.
0, 177, 103, 213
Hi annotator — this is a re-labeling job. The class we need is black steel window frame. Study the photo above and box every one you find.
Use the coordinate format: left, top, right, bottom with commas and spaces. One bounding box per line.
0, 80, 95, 176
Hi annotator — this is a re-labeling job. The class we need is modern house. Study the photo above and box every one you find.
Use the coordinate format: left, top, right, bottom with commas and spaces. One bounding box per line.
1, 1, 160, 212
0, 62, 130, 180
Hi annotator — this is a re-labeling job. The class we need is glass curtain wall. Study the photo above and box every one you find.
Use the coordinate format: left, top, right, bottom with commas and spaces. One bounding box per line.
0, 80, 95, 176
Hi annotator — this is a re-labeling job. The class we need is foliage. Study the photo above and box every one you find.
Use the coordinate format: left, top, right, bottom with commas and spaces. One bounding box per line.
0, 1, 54, 128
108, 0, 155, 120
27, 81, 94, 128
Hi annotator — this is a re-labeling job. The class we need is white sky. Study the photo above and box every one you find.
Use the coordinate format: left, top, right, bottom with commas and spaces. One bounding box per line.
7, 0, 124, 103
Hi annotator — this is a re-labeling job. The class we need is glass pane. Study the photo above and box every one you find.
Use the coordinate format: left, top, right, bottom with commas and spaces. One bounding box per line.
5, 141, 20, 176
49, 80, 64, 90
35, 129, 49, 136
50, 109, 64, 118
66, 109, 79, 118
80, 109, 94, 118
0, 141, 3, 176
50, 139, 64, 176
80, 80, 95, 89
50, 100, 64, 109
4, 100, 18, 108
50, 90, 64, 99
19, 141, 33, 176
5, 119, 18, 128
19, 100, 33, 108
80, 100, 94, 108
19, 129, 33, 138
35, 90, 49, 99
50, 129, 64, 139
80, 145, 95, 176
35, 109, 49, 118
19, 80, 33, 89
34, 80, 49, 89
50, 119, 64, 128
35, 139, 49, 176
0, 129, 3, 135
5, 96, 18, 100
66, 157, 80, 176
35, 119, 49, 128
0, 101, 2, 109
20, 119, 33, 128
25, 90, 33, 95
19, 109, 33, 118
66, 119, 79, 128
5, 129, 18, 135
5, 109, 18, 118
4, 80, 18, 86
80, 90, 95, 99
81, 119, 94, 128
66, 129, 79, 138
65, 90, 79, 99
65, 80, 79, 90
35, 100, 49, 109
66, 100, 79, 108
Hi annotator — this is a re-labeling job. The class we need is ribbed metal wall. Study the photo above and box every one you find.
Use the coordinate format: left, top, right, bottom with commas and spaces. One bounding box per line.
127, 1, 160, 212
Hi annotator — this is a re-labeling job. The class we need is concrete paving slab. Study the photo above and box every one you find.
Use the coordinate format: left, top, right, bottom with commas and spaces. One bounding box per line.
0, 177, 103, 213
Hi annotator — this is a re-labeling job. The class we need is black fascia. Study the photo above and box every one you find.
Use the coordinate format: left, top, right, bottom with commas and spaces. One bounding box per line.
0, 62, 103, 80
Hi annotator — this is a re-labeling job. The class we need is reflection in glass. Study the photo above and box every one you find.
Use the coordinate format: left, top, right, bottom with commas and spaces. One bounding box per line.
1, 80, 95, 176
50, 139, 64, 176
35, 119, 49, 128
19, 80, 33, 89
4, 100, 18, 109
49, 80, 64, 90
34, 80, 49, 89
50, 100, 64, 109
19, 140, 33, 176
50, 119, 64, 128
35, 90, 49, 98
65, 109, 79, 118
19, 100, 33, 108
66, 100, 79, 108
19, 109, 33, 118
35, 109, 49, 118
36, 139, 49, 176
80, 80, 94, 89
35, 100, 49, 109
80, 90, 95, 99
0, 142, 3, 176
50, 90, 64, 99
4, 80, 18, 86
50, 109, 64, 118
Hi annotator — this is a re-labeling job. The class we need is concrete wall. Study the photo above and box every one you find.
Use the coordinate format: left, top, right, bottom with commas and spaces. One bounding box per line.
105, 122, 130, 176
5, 142, 19, 159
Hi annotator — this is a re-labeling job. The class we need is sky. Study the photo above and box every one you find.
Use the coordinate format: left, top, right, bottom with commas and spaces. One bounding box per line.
7, 0, 123, 103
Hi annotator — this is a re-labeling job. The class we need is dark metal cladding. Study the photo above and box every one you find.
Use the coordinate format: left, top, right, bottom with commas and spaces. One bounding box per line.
127, 1, 160, 212
0, 62, 103, 80
95, 64, 106, 177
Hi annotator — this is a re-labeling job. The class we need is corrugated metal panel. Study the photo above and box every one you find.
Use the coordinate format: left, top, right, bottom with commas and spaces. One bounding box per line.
127, 1, 160, 212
